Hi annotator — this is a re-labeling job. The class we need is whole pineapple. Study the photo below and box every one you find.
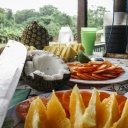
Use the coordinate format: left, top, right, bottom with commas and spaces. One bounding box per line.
21, 21, 49, 50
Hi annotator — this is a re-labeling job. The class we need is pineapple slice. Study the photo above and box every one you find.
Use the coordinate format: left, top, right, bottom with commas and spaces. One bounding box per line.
47, 91, 71, 128
24, 97, 48, 128
82, 88, 101, 127
98, 93, 120, 128
111, 99, 128, 128
69, 85, 85, 128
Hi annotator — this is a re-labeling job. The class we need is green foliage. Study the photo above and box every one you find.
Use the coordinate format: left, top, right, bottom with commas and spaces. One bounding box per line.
39, 5, 58, 16
5, 9, 14, 20
0, 5, 108, 43
88, 6, 109, 30
14, 9, 39, 24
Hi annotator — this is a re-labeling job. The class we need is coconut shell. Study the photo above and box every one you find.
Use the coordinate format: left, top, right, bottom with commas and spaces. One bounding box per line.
22, 71, 70, 92
22, 50, 71, 92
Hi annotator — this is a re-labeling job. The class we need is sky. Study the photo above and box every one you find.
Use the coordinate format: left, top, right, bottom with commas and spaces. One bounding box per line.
0, 0, 113, 16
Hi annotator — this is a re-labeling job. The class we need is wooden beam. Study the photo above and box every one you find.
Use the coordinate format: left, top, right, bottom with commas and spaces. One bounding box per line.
77, 0, 126, 43
77, 0, 87, 43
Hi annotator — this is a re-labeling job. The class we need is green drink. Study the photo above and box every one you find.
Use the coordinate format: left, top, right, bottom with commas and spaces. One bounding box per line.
81, 27, 97, 55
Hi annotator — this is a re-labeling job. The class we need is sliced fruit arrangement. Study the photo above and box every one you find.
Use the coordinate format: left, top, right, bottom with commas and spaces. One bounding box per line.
67, 60, 125, 80
50, 43, 85, 54
24, 43, 85, 62
24, 97, 48, 128
43, 45, 77, 62
16, 96, 49, 121
43, 43, 85, 62
47, 91, 71, 128
16, 85, 128, 128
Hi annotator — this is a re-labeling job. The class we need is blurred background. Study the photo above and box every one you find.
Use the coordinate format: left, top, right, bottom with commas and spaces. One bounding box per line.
0, 0, 113, 47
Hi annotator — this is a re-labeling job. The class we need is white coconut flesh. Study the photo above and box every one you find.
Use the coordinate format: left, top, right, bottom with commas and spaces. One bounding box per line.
24, 50, 70, 81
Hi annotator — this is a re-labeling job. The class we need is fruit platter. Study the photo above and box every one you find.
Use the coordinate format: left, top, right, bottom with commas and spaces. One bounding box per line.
1, 20, 128, 128
67, 60, 128, 84
5, 85, 128, 128
18, 21, 128, 85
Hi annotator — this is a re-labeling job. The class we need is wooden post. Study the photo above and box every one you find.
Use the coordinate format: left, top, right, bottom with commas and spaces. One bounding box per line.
77, 0, 87, 43
77, 0, 126, 43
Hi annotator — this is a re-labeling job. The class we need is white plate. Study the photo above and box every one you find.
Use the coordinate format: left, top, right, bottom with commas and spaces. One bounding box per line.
5, 89, 128, 128
70, 66, 128, 84
5, 92, 52, 128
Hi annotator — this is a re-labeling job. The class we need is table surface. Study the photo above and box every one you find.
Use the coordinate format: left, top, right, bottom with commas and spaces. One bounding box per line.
4, 52, 128, 127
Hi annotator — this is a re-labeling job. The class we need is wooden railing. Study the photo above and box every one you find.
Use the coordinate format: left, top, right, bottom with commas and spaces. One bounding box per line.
94, 43, 105, 52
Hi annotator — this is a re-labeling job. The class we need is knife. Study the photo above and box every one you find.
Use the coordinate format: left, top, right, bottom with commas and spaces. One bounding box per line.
0, 40, 27, 128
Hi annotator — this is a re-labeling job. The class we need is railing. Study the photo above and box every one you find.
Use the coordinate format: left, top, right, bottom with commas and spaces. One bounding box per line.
0, 40, 106, 53
94, 43, 105, 52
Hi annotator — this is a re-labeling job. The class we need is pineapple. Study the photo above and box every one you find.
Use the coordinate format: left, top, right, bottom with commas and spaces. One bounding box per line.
21, 21, 49, 50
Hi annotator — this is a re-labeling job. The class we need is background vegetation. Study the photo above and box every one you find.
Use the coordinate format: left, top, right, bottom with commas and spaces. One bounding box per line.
0, 5, 108, 43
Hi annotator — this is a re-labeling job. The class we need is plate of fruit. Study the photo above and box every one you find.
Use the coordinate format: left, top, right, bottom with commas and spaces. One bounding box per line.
4, 85, 128, 128
67, 60, 128, 84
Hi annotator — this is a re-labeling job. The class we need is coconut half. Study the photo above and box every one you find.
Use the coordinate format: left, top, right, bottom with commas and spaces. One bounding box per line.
22, 50, 71, 92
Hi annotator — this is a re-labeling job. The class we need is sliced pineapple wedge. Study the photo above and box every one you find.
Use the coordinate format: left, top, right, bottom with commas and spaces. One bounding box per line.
47, 91, 71, 128
24, 97, 48, 128
111, 99, 128, 128
98, 93, 120, 128
23, 86, 128, 128
69, 85, 85, 128
82, 88, 101, 127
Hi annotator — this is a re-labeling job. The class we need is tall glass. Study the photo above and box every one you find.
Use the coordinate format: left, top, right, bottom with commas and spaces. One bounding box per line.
81, 27, 97, 55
